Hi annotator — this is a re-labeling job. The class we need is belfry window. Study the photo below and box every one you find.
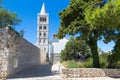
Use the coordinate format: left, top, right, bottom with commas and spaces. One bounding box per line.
39, 33, 42, 36
44, 18, 46, 22
44, 26, 47, 30
39, 26, 42, 30
40, 17, 46, 22
43, 33, 46, 37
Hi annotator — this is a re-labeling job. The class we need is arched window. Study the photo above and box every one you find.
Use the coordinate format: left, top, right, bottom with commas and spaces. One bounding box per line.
40, 17, 46, 22
39, 32, 42, 36
44, 18, 46, 22
40, 18, 42, 22
44, 26, 47, 30
39, 26, 42, 30
43, 33, 46, 37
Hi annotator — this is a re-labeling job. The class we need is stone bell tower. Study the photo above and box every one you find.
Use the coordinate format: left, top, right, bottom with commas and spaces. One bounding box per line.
37, 3, 49, 62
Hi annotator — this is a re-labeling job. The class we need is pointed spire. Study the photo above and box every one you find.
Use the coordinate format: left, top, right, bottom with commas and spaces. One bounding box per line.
40, 3, 46, 15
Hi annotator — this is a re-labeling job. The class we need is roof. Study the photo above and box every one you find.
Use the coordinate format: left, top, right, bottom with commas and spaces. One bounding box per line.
40, 3, 46, 15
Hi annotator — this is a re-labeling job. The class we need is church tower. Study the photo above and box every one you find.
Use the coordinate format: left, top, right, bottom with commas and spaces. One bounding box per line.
37, 3, 49, 54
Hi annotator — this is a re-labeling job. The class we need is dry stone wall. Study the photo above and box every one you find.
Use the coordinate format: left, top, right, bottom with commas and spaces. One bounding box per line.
0, 27, 40, 78
61, 68, 120, 78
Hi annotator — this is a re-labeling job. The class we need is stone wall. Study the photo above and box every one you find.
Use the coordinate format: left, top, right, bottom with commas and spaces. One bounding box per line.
61, 68, 120, 78
0, 27, 40, 78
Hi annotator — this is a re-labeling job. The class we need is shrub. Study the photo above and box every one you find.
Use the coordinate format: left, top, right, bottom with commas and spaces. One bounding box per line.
115, 61, 120, 68
62, 61, 84, 68
61, 61, 68, 68
67, 60, 78, 68
99, 53, 110, 68
61, 58, 93, 68
82, 58, 93, 68
61, 54, 111, 68
60, 37, 91, 62
76, 62, 84, 68
60, 50, 67, 62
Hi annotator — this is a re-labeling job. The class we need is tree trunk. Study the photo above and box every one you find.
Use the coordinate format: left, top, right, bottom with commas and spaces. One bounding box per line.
89, 37, 100, 68
108, 36, 120, 68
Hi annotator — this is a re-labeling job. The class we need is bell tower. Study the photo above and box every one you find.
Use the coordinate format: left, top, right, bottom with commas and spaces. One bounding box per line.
37, 3, 49, 54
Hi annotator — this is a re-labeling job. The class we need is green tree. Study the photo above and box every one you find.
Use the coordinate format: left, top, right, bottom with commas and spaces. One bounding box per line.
0, 0, 21, 28
60, 37, 91, 62
57, 0, 104, 67
85, 0, 120, 68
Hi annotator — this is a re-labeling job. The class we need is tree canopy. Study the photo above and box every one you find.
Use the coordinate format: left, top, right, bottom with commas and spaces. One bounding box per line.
85, 0, 120, 68
56, 0, 120, 68
60, 37, 91, 61
85, 0, 120, 29
57, 0, 104, 68
0, 0, 21, 28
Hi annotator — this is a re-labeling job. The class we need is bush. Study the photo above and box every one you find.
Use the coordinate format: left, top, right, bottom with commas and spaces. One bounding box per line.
67, 61, 78, 68
61, 54, 111, 68
82, 58, 93, 68
99, 53, 110, 68
115, 61, 120, 68
60, 37, 91, 62
61, 61, 68, 68
76, 62, 84, 68
60, 50, 67, 62
62, 60, 84, 68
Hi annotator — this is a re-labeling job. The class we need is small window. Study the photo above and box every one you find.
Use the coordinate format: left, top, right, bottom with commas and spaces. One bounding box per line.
39, 33, 42, 36
43, 18, 46, 22
14, 59, 18, 68
44, 26, 47, 30
43, 33, 46, 36
40, 18, 41, 21
39, 26, 42, 30
44, 18, 46, 22
40, 18, 43, 22
40, 17, 46, 22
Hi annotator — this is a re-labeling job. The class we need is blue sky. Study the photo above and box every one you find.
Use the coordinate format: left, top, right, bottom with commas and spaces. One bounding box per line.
3, 0, 114, 52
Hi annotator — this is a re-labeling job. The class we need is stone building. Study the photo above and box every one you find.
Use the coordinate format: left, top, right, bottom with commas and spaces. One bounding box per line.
36, 3, 49, 63
36, 3, 49, 53
36, 3, 69, 64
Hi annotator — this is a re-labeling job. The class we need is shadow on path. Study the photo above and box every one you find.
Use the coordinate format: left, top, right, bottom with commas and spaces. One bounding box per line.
9, 63, 55, 79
